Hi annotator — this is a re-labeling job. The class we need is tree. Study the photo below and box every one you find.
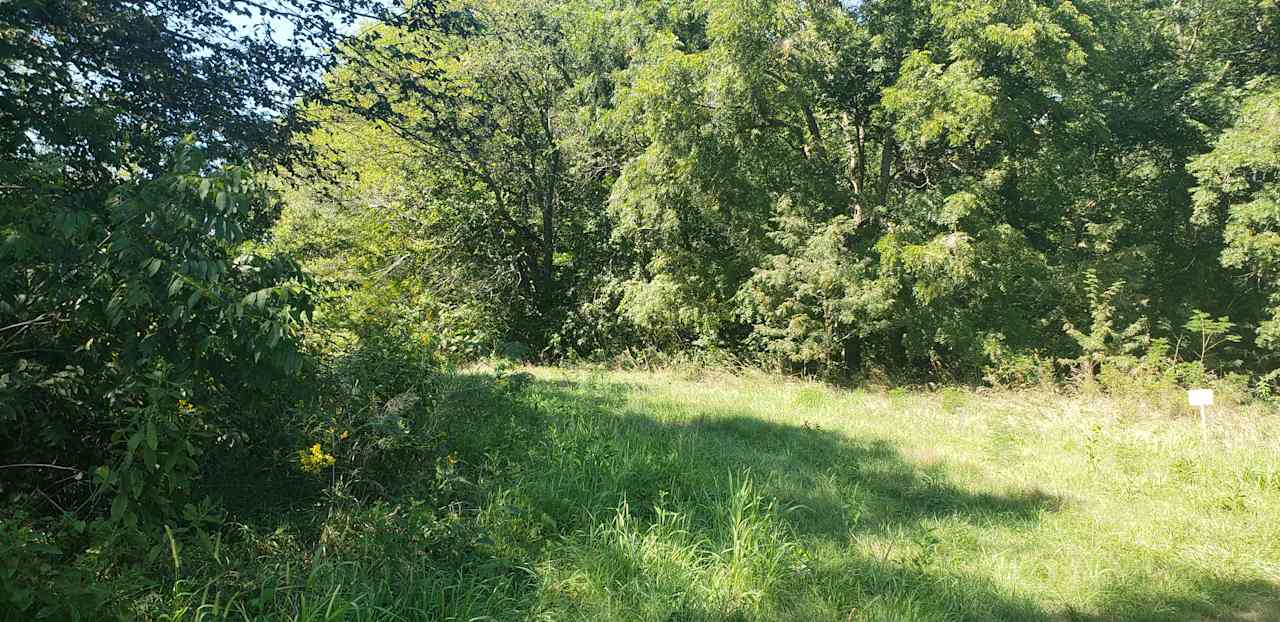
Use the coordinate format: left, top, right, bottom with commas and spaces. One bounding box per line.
1192, 82, 1280, 350
262, 0, 1280, 383
303, 0, 634, 352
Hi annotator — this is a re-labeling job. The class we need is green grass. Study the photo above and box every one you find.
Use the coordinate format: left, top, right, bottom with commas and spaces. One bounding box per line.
166, 365, 1280, 621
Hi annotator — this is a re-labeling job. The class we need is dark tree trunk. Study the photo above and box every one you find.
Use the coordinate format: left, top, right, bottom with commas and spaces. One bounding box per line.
539, 111, 560, 287
878, 131, 896, 207
843, 336, 863, 374
801, 102, 826, 160
541, 184, 554, 285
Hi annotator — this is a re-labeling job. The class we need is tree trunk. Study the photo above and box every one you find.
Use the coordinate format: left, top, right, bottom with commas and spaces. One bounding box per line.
801, 102, 826, 161
843, 335, 863, 374
541, 169, 555, 285
540, 111, 560, 287
878, 131, 896, 207
840, 114, 864, 193
841, 113, 866, 224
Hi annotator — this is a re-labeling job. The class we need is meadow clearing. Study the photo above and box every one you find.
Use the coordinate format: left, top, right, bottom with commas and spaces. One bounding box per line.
168, 365, 1280, 621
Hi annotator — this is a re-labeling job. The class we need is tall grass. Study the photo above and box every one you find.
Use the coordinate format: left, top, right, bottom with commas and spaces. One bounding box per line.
146, 365, 1280, 621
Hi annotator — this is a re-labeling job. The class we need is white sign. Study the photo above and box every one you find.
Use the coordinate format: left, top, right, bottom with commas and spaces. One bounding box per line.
1188, 389, 1214, 407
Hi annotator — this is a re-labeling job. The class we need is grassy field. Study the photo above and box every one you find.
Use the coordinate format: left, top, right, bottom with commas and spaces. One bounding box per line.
172, 366, 1280, 621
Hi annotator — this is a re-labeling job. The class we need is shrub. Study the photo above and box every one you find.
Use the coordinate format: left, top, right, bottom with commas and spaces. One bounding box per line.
1, 147, 312, 619
981, 334, 1056, 390
737, 214, 891, 378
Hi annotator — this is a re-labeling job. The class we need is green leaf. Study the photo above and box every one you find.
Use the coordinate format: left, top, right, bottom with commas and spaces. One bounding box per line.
110, 493, 128, 522
128, 429, 145, 452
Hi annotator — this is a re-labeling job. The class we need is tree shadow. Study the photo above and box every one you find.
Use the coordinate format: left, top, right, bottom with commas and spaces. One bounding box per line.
512, 374, 1060, 539
1066, 575, 1280, 622
683, 412, 1061, 539
500, 371, 1280, 621
192, 366, 1279, 621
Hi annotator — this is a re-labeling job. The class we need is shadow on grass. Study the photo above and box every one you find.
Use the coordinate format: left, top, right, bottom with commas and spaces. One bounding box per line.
191, 367, 1278, 621
499, 371, 1280, 622
1069, 574, 1280, 622
512, 373, 1059, 538
197, 368, 544, 539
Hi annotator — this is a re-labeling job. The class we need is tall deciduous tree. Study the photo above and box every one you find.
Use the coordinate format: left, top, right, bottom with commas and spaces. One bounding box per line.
292, 0, 1277, 380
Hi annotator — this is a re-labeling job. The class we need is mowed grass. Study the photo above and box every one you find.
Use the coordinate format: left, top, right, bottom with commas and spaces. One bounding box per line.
168, 366, 1280, 621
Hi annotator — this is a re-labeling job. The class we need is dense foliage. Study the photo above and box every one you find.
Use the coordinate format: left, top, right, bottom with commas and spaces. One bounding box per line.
2, 0, 1278, 618
298, 0, 1279, 384
1, 0, 451, 616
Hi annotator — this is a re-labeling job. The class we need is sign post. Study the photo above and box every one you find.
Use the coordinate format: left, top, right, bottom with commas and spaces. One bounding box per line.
1188, 389, 1214, 435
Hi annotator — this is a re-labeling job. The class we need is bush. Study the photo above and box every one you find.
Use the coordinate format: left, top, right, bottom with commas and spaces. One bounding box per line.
982, 334, 1056, 390
1, 147, 312, 619
737, 214, 891, 379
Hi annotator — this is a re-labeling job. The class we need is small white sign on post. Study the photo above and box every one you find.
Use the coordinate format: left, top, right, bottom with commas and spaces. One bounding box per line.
1188, 389, 1214, 407
1188, 389, 1214, 433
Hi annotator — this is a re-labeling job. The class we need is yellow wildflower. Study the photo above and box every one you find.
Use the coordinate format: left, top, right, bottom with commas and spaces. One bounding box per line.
176, 399, 195, 415
297, 443, 336, 474
339, 430, 349, 440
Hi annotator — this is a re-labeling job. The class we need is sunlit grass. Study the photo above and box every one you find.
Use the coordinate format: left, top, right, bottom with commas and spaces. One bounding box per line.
507, 366, 1280, 621
165, 365, 1280, 620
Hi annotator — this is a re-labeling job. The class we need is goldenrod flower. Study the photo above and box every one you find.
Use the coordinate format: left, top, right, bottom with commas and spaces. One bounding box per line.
297, 443, 336, 473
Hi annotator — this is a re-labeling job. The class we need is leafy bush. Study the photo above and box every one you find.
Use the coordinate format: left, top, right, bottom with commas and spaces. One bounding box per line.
1059, 279, 1251, 409
737, 213, 891, 378
1191, 80, 1280, 352
1059, 271, 1150, 386
981, 335, 1056, 390
1, 147, 312, 619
